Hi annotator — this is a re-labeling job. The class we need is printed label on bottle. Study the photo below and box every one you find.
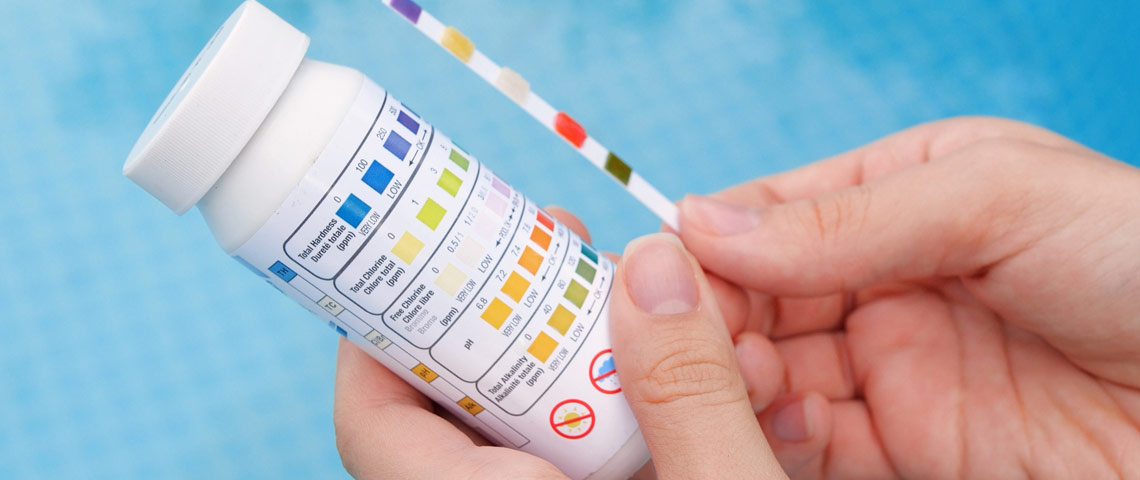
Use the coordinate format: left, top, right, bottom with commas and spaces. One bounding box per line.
233, 79, 639, 478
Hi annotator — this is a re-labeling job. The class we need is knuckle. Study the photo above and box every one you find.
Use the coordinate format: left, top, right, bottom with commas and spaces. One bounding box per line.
797, 185, 873, 248
630, 336, 744, 408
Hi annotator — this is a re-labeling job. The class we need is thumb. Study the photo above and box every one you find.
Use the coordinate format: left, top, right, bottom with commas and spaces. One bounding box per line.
610, 233, 786, 479
678, 146, 1046, 296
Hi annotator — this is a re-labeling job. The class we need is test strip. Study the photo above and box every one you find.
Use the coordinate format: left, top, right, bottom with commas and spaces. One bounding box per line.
379, 0, 679, 230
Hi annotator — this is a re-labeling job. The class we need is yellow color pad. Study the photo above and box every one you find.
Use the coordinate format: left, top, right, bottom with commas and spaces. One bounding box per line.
547, 305, 575, 336
501, 272, 530, 302
481, 298, 512, 329
416, 198, 447, 230
441, 26, 474, 62
517, 247, 543, 275
438, 169, 462, 197
435, 263, 466, 296
528, 332, 559, 363
391, 232, 425, 264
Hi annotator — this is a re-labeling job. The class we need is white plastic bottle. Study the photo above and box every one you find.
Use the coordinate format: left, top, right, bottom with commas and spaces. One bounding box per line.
123, 2, 648, 478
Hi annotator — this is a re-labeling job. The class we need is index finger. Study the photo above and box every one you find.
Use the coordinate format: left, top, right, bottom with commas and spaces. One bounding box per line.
712, 116, 1087, 207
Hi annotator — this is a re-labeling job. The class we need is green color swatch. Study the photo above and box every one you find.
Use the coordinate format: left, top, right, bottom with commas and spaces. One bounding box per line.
604, 152, 632, 185
564, 280, 588, 308
575, 259, 596, 284
449, 149, 470, 171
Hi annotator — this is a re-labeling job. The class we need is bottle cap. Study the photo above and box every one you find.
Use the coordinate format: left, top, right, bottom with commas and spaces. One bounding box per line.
123, 1, 309, 214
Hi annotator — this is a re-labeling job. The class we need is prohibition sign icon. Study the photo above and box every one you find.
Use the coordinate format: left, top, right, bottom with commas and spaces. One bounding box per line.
549, 399, 595, 439
589, 349, 621, 394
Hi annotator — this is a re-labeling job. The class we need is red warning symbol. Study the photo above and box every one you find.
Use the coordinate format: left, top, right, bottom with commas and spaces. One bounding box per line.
549, 399, 595, 439
589, 349, 621, 394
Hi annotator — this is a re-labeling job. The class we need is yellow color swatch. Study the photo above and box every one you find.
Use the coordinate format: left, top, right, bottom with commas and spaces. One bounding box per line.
438, 169, 462, 197
547, 305, 575, 336
528, 332, 559, 363
411, 363, 438, 383
501, 272, 530, 302
517, 247, 543, 275
441, 26, 474, 62
457, 396, 484, 416
435, 263, 466, 296
392, 232, 425, 264
481, 298, 512, 329
530, 227, 552, 250
417, 198, 447, 230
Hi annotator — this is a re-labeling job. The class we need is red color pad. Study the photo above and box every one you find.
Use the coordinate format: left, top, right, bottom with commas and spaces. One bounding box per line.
536, 210, 555, 231
554, 112, 586, 148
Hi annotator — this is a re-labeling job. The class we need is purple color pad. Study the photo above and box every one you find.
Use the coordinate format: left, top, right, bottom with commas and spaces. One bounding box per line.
390, 0, 422, 23
491, 176, 510, 198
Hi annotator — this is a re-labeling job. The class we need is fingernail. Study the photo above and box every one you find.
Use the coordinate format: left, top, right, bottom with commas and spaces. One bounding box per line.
681, 195, 760, 236
623, 233, 698, 315
772, 399, 812, 442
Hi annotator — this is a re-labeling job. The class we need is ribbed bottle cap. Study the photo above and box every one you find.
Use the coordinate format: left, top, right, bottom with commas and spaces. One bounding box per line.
123, 1, 309, 214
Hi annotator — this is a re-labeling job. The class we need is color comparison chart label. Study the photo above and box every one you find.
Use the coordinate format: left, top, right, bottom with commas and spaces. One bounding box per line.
234, 80, 638, 479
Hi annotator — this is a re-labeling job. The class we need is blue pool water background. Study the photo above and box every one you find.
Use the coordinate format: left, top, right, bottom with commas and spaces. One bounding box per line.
0, 1, 1136, 477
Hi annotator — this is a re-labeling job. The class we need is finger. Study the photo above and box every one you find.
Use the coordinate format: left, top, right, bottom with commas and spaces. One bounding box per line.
333, 339, 562, 478
768, 294, 850, 339
611, 252, 755, 340
544, 205, 591, 244
706, 271, 752, 338
609, 233, 785, 478
710, 116, 1089, 207
679, 139, 1057, 297
774, 332, 856, 400
734, 331, 785, 412
756, 392, 833, 476
764, 399, 899, 479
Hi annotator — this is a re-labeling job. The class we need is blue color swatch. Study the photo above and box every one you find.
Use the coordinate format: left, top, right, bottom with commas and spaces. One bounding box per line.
397, 110, 419, 133
384, 132, 412, 160
361, 160, 394, 194
335, 194, 370, 228
580, 244, 598, 264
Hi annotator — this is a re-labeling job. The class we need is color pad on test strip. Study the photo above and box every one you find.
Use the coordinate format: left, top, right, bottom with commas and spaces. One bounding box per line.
392, 232, 425, 264
449, 149, 470, 171
575, 259, 596, 284
416, 199, 446, 230
564, 280, 588, 308
435, 263, 466, 296
536, 211, 555, 231
438, 169, 462, 197
362, 161, 394, 194
336, 194, 370, 228
547, 305, 575, 335
455, 238, 484, 267
517, 247, 543, 275
530, 227, 552, 250
528, 332, 559, 363
481, 298, 512, 329
501, 272, 530, 302
384, 132, 412, 160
